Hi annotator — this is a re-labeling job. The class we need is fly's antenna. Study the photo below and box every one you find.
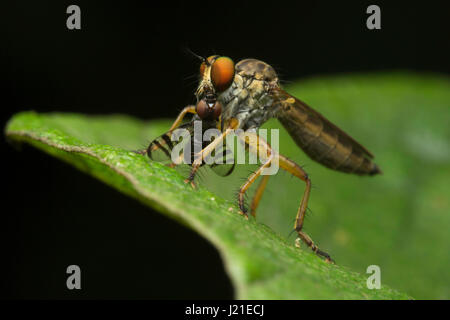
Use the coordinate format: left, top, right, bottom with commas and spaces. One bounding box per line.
184, 47, 206, 64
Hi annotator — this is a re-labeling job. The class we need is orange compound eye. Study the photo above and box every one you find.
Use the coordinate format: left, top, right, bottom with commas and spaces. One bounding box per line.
211, 57, 235, 92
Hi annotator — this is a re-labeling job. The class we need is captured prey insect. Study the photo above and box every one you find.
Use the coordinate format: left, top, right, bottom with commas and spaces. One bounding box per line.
147, 55, 381, 263
148, 118, 236, 179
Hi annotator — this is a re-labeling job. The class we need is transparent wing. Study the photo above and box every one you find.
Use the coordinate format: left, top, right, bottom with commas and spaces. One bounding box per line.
207, 142, 235, 177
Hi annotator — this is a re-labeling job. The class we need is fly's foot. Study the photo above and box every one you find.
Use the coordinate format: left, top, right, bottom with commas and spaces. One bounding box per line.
238, 200, 249, 220
295, 232, 335, 264
132, 149, 147, 155
183, 178, 197, 189
238, 210, 249, 220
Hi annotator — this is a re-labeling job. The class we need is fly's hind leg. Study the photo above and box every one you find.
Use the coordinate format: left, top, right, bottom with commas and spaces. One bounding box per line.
278, 154, 334, 263
237, 130, 333, 263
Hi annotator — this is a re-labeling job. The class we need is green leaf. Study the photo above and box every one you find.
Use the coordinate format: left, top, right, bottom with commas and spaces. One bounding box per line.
7, 72, 449, 299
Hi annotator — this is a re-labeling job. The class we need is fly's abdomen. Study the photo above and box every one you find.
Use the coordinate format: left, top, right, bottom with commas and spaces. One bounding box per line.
276, 97, 381, 176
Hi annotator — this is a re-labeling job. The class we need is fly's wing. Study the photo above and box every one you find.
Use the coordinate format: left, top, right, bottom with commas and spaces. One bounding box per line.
147, 121, 235, 177
207, 140, 235, 177
272, 88, 381, 175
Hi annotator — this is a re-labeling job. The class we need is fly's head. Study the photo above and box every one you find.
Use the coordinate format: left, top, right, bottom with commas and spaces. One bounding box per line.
194, 55, 235, 121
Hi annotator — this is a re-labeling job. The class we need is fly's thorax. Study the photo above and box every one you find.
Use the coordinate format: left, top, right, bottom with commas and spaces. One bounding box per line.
218, 59, 280, 130
235, 59, 278, 82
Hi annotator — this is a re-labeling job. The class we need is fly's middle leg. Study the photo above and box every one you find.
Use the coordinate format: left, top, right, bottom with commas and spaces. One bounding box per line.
237, 132, 333, 262
238, 156, 273, 219
236, 131, 273, 218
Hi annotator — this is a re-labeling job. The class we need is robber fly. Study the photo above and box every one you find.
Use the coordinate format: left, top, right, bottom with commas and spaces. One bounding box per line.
147, 55, 381, 263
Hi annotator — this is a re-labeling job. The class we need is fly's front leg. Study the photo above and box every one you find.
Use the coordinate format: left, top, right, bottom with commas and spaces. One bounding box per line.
169, 105, 196, 131
144, 105, 196, 164
278, 154, 334, 263
167, 105, 196, 168
145, 105, 196, 156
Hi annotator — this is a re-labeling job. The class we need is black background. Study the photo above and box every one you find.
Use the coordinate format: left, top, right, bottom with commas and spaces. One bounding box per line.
1, 0, 449, 299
